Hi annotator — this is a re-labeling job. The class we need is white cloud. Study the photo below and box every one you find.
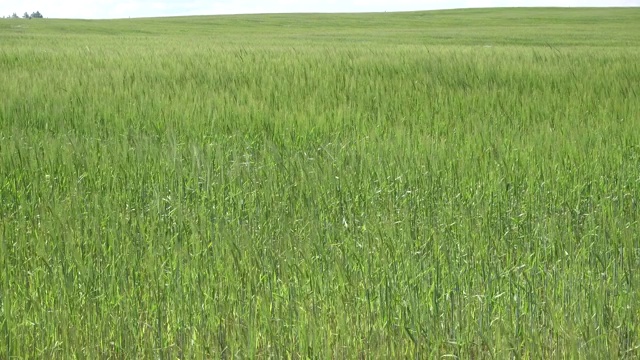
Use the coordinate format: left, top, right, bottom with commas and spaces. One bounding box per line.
4, 0, 639, 19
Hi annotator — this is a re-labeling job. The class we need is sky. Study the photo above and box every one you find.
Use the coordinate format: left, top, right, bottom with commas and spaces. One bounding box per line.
3, 0, 638, 19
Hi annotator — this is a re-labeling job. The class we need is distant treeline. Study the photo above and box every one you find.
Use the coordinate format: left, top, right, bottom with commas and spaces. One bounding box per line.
3, 11, 43, 19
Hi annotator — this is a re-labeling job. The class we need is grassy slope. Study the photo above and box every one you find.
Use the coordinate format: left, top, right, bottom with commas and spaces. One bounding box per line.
2, 8, 639, 46
1, 8, 640, 359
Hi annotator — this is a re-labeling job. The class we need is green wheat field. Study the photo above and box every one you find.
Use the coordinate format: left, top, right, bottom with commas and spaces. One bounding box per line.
1, 7, 640, 358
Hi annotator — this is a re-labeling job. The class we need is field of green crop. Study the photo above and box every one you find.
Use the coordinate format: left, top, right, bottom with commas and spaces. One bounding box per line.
1, 7, 640, 358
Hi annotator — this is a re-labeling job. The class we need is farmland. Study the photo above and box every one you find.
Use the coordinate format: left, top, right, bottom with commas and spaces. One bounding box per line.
1, 7, 640, 358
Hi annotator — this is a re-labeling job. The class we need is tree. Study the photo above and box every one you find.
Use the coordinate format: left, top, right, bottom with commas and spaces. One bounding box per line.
23, 12, 30, 19
11, 13, 19, 19
31, 11, 43, 19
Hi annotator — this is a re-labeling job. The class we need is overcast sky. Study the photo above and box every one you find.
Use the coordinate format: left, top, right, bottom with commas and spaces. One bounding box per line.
4, 0, 638, 19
